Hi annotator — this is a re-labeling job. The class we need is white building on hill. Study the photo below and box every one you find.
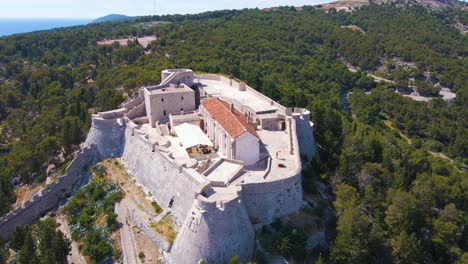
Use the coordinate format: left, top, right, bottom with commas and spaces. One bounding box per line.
200, 98, 260, 166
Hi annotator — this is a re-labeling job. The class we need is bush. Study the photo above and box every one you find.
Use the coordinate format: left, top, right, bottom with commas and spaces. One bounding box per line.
107, 211, 119, 232
63, 179, 123, 262
262, 223, 308, 262
151, 201, 163, 214
138, 251, 145, 262
424, 140, 444, 153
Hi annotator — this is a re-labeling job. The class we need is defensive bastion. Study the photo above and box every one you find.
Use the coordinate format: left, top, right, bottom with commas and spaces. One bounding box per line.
0, 69, 316, 263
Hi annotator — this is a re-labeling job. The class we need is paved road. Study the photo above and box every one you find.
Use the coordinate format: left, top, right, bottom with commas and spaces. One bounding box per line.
116, 203, 141, 264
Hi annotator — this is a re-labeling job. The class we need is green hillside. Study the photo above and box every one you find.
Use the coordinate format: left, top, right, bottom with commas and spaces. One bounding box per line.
0, 4, 466, 263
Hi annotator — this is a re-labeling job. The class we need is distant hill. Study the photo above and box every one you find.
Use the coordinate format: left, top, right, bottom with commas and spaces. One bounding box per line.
91, 14, 134, 24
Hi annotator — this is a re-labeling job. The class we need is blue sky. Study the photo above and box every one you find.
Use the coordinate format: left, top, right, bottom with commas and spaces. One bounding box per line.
0, 0, 326, 19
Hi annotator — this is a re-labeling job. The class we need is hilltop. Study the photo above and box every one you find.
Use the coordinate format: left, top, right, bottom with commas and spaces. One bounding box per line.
91, 14, 134, 24
0, 4, 466, 264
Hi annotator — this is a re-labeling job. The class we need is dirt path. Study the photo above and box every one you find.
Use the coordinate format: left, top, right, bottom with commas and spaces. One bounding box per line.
384, 120, 412, 144
116, 203, 141, 264
102, 159, 156, 214
56, 214, 87, 264
102, 159, 162, 263
384, 120, 459, 168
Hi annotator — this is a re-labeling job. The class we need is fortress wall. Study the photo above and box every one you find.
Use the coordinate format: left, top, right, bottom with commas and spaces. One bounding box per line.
161, 69, 194, 87
121, 127, 198, 227
196, 74, 289, 114
85, 117, 126, 158
195, 74, 220, 81
244, 84, 287, 114
241, 173, 302, 223
125, 102, 146, 119
0, 146, 98, 239
292, 111, 316, 161
122, 97, 143, 109
97, 108, 127, 119
241, 118, 304, 223
169, 197, 255, 264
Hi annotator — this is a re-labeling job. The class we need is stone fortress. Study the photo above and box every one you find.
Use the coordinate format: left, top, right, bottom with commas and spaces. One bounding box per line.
0, 69, 316, 263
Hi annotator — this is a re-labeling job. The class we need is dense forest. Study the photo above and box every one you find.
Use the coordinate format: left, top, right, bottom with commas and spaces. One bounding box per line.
0, 3, 466, 263
2, 217, 71, 264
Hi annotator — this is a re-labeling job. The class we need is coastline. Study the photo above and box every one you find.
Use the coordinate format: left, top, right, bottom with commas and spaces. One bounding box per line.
0, 18, 92, 37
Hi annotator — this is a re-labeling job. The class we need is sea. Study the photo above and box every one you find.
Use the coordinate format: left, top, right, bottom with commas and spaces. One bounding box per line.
0, 18, 92, 37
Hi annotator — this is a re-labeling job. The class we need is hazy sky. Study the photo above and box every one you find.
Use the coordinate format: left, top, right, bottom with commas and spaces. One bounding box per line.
0, 0, 325, 19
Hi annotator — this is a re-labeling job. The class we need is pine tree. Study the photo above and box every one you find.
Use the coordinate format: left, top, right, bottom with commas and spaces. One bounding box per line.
392, 232, 424, 264
18, 231, 39, 264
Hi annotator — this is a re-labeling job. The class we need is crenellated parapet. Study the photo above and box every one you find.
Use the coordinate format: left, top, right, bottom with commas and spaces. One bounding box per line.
0, 145, 99, 239
1, 69, 317, 263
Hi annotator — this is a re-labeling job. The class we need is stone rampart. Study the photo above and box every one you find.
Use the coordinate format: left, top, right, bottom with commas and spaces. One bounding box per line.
241, 173, 302, 223
121, 125, 198, 227
85, 116, 126, 158
0, 145, 98, 239
240, 117, 304, 223
125, 102, 145, 119
161, 69, 194, 87
292, 109, 316, 161
296, 115, 317, 161
0, 70, 316, 263
195, 74, 289, 115
122, 97, 143, 109
169, 196, 255, 264
97, 108, 127, 119
195, 74, 220, 81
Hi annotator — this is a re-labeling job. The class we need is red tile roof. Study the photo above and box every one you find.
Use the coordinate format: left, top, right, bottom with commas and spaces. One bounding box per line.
202, 98, 258, 139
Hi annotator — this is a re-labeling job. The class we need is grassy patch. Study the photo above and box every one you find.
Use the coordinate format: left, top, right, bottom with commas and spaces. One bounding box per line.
151, 214, 177, 243
59, 160, 73, 176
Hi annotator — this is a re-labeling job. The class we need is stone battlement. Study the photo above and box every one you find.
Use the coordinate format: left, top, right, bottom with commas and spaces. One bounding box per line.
0, 145, 99, 239
0, 69, 316, 263
86, 69, 315, 263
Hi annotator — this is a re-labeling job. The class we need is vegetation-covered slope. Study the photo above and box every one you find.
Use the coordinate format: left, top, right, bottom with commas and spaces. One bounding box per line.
0, 4, 466, 263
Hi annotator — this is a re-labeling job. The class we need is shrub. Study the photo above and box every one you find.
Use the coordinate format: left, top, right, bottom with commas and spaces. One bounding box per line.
138, 251, 145, 262
151, 201, 163, 214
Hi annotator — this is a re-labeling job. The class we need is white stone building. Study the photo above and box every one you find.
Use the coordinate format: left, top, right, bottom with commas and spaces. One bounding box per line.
144, 83, 195, 126
200, 98, 260, 166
